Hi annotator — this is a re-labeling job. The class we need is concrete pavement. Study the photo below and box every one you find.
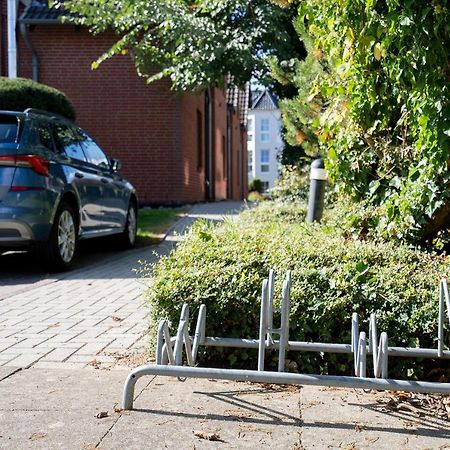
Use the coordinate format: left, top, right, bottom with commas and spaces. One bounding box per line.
0, 201, 448, 448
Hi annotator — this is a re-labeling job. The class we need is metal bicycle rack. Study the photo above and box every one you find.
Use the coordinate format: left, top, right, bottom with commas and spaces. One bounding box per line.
123, 271, 450, 410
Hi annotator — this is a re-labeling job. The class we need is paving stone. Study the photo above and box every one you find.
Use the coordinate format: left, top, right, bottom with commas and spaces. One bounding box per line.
0, 202, 246, 370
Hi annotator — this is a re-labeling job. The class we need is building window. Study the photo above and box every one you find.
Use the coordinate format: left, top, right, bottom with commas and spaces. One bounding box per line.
260, 118, 269, 131
260, 150, 269, 163
247, 118, 253, 132
248, 134, 253, 142
197, 110, 203, 170
260, 118, 270, 142
248, 150, 253, 173
261, 181, 270, 191
261, 164, 270, 173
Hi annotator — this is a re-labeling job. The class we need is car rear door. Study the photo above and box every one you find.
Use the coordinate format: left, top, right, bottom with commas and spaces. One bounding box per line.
0, 114, 20, 203
52, 122, 105, 233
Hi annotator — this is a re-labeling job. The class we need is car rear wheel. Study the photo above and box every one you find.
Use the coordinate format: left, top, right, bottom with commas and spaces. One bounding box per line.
118, 202, 137, 249
37, 201, 78, 272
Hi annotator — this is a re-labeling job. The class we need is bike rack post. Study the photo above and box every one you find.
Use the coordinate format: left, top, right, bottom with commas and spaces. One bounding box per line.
258, 279, 269, 371
278, 271, 291, 372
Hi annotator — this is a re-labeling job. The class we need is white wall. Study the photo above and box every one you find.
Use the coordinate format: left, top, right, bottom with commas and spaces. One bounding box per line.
247, 109, 283, 190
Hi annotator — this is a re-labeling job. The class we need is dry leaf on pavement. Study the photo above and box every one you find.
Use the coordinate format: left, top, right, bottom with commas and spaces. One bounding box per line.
29, 432, 47, 440
193, 430, 223, 441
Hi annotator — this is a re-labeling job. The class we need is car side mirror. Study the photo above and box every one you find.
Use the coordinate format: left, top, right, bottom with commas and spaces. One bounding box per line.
111, 158, 122, 172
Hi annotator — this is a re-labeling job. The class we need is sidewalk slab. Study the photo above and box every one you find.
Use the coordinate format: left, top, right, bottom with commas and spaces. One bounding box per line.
0, 367, 130, 449
101, 376, 302, 450
301, 386, 450, 449
0, 366, 19, 381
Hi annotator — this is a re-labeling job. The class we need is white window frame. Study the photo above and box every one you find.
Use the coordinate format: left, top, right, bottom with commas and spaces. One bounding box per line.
260, 118, 269, 132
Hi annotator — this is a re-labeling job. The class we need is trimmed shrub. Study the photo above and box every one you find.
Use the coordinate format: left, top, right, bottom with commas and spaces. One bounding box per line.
0, 77, 75, 120
145, 202, 450, 378
270, 165, 309, 203
248, 178, 263, 194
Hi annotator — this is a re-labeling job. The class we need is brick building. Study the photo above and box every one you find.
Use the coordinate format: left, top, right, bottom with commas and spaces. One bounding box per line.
0, 0, 249, 205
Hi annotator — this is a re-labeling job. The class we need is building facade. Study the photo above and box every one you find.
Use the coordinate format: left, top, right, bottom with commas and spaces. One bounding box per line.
247, 90, 283, 191
0, 0, 248, 205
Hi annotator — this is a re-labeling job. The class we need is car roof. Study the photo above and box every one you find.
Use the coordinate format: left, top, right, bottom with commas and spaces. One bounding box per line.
0, 109, 73, 124
0, 110, 26, 119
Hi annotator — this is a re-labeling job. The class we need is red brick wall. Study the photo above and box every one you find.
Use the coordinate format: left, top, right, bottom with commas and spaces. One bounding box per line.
16, 24, 185, 204
180, 92, 206, 202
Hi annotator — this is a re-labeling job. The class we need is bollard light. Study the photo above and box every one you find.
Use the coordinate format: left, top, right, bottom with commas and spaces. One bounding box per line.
306, 158, 327, 223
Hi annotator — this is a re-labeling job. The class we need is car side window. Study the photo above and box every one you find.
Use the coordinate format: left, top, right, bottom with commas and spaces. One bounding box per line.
53, 123, 87, 162
0, 115, 18, 143
77, 129, 110, 169
36, 120, 55, 152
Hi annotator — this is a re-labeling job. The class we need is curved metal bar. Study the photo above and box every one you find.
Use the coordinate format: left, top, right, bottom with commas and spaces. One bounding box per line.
192, 304, 206, 363
258, 279, 269, 371
380, 332, 388, 378
267, 269, 275, 345
351, 313, 359, 354
122, 365, 450, 410
156, 319, 167, 365
357, 332, 367, 377
278, 271, 291, 372
438, 278, 450, 358
369, 313, 388, 378
174, 304, 189, 366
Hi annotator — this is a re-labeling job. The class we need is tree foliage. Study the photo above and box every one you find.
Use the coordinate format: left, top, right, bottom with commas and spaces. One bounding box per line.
62, 0, 300, 91
279, 1, 450, 242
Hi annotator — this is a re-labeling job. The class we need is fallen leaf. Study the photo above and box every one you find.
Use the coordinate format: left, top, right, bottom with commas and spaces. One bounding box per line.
29, 432, 47, 441
193, 430, 223, 442
83, 444, 96, 450
96, 411, 109, 419
111, 316, 123, 322
113, 403, 123, 413
354, 423, 363, 432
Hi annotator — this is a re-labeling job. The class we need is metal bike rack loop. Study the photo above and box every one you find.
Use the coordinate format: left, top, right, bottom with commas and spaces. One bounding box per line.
123, 272, 450, 410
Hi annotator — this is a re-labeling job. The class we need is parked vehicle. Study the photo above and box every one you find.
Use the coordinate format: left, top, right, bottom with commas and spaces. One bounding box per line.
0, 109, 137, 271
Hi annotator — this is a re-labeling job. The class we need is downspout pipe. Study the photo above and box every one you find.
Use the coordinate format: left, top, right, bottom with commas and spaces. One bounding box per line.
206, 87, 214, 201
226, 106, 233, 199
7, 0, 17, 78
20, 23, 39, 81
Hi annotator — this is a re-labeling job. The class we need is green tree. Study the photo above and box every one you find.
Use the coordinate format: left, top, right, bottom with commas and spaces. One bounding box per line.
62, 0, 300, 91
281, 1, 450, 242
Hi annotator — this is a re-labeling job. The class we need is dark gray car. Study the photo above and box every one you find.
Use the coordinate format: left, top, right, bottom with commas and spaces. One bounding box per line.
0, 109, 137, 271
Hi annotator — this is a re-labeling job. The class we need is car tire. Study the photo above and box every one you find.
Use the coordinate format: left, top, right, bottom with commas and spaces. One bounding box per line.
118, 201, 137, 249
37, 201, 78, 272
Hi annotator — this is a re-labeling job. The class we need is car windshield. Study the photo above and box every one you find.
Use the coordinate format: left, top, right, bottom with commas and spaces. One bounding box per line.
0, 115, 19, 143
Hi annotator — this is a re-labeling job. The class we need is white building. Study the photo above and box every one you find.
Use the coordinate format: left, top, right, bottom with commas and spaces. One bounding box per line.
247, 89, 283, 191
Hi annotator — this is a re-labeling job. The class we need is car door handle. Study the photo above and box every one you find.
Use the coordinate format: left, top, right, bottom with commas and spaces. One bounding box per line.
100, 178, 109, 184
75, 172, 84, 179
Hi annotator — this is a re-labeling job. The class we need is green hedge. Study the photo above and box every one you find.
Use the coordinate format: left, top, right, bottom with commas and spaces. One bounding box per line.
0, 77, 75, 120
145, 202, 450, 378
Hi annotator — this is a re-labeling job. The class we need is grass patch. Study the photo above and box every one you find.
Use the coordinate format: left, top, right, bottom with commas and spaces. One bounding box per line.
136, 207, 187, 245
